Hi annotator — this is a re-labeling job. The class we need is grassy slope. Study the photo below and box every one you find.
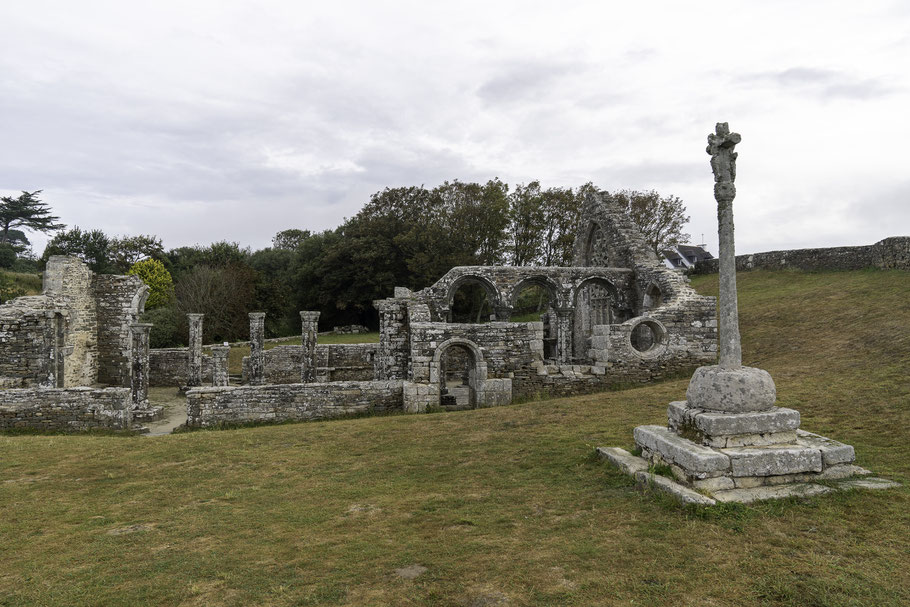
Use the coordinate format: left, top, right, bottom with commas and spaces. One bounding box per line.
0, 270, 42, 297
2, 270, 908, 607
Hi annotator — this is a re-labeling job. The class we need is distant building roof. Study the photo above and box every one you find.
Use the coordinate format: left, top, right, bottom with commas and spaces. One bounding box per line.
662, 244, 713, 269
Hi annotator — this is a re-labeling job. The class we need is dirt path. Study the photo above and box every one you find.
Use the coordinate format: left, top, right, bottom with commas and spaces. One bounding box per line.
142, 387, 188, 436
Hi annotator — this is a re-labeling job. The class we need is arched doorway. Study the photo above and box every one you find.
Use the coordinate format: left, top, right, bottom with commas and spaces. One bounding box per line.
510, 277, 560, 360
573, 278, 618, 361
434, 339, 485, 410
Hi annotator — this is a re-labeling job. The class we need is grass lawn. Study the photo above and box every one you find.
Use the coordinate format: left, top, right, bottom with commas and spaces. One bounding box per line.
2, 270, 908, 606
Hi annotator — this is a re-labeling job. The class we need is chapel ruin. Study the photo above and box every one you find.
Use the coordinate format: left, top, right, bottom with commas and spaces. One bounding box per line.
0, 189, 720, 431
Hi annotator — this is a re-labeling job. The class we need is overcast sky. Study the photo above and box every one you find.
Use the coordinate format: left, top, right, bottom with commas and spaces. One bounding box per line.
1, 0, 908, 257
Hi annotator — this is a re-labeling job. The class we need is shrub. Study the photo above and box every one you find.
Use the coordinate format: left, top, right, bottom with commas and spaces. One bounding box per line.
128, 259, 174, 309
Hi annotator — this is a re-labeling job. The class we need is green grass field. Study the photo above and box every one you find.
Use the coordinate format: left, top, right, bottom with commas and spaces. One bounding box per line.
2, 270, 908, 606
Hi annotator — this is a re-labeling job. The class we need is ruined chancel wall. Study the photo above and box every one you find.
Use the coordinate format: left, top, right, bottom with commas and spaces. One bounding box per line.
0, 257, 149, 431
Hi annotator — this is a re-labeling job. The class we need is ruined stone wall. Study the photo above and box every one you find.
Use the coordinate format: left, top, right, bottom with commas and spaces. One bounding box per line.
148, 348, 213, 386
693, 237, 910, 274
0, 387, 132, 431
409, 321, 544, 383
0, 298, 55, 388
239, 343, 379, 384
94, 274, 147, 387
44, 257, 98, 387
185, 380, 403, 428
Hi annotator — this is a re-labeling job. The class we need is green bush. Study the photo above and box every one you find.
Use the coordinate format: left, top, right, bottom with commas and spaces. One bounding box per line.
128, 259, 174, 309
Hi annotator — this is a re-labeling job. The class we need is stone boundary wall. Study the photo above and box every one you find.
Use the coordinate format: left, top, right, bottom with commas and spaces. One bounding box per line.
185, 380, 403, 428
149, 348, 213, 386
0, 387, 132, 431
693, 237, 910, 274
332, 324, 371, 334
240, 343, 378, 384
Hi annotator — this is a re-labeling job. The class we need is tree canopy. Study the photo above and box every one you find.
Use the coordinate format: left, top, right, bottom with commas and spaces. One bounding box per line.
0, 190, 65, 246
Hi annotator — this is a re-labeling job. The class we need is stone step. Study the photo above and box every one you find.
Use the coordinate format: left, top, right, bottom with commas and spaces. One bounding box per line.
595, 446, 649, 475
796, 430, 855, 466
633, 425, 730, 475
722, 444, 822, 477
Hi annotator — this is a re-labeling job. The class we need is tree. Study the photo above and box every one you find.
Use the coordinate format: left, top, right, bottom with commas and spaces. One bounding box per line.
174, 264, 257, 343
508, 181, 545, 266
0, 190, 65, 246
111, 234, 164, 272
41, 227, 113, 273
127, 259, 174, 309
272, 229, 311, 250
605, 189, 690, 255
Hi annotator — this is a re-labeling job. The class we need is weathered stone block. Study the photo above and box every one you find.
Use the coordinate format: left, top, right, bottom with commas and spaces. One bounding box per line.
686, 365, 776, 413
796, 430, 855, 466
723, 445, 822, 477
633, 425, 730, 475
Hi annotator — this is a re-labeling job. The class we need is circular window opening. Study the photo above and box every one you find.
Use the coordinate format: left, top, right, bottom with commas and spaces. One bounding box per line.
629, 319, 667, 356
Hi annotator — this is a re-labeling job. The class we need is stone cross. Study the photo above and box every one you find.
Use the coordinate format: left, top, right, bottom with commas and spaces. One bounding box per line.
707, 122, 743, 369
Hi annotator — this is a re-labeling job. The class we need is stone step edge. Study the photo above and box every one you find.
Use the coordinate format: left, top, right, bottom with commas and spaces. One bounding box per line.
596, 445, 900, 506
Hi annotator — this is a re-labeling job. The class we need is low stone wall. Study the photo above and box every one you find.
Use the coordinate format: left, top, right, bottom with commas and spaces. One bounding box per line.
149, 348, 213, 386
693, 237, 910, 274
185, 380, 402, 428
0, 387, 132, 431
332, 324, 370, 334
241, 343, 378, 384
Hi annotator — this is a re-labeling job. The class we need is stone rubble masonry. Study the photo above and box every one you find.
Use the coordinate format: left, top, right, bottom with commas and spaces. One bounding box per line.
187, 313, 204, 387
332, 324, 370, 334
693, 236, 910, 274
0, 256, 146, 390
300, 311, 320, 383
239, 343, 378, 384
210, 345, 230, 386
0, 387, 132, 431
248, 312, 266, 386
148, 349, 213, 386
185, 380, 403, 427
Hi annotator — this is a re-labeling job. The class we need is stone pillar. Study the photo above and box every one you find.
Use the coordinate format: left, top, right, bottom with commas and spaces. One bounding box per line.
210, 345, 230, 387
248, 312, 266, 385
374, 299, 409, 380
300, 311, 321, 383
707, 122, 743, 369
129, 323, 153, 409
555, 307, 574, 363
187, 313, 204, 387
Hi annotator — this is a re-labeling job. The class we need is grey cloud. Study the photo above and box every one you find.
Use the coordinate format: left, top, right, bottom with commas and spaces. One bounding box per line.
476, 60, 588, 105
736, 67, 896, 100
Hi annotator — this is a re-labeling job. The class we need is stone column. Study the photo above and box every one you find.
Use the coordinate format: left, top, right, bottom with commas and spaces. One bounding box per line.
210, 345, 230, 387
129, 323, 153, 408
248, 312, 266, 385
300, 311, 320, 383
707, 122, 743, 369
555, 307, 575, 363
187, 313, 204, 387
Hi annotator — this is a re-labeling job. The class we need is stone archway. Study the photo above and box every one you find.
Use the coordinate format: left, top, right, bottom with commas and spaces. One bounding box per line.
446, 275, 503, 323
509, 276, 562, 360
432, 338, 487, 410
572, 277, 619, 361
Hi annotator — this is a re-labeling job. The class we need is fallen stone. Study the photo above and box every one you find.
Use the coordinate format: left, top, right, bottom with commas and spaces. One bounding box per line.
595, 447, 649, 475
